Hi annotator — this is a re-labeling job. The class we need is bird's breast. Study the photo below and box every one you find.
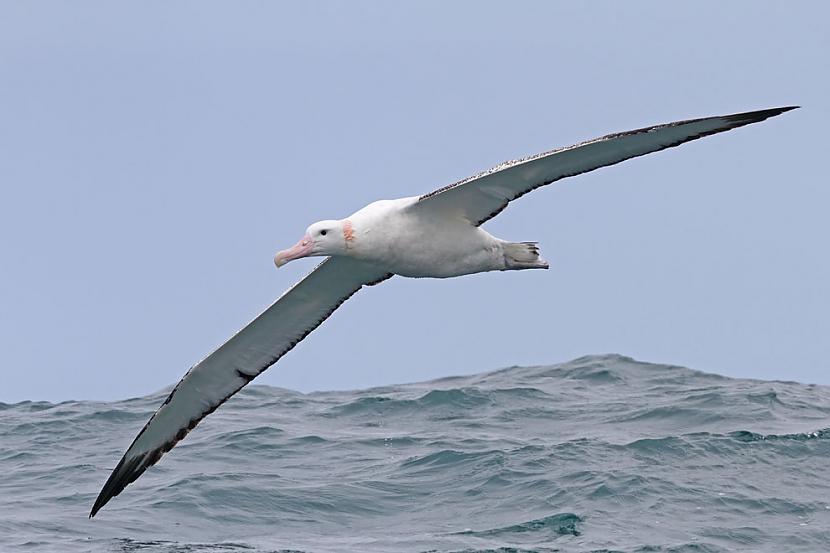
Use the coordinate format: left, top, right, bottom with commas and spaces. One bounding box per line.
350, 209, 503, 278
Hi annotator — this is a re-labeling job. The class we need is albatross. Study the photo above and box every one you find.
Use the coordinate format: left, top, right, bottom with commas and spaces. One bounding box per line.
90, 106, 796, 517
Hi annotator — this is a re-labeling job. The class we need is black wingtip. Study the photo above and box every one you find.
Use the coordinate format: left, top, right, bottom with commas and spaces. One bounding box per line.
89, 477, 111, 518
768, 105, 800, 113
89, 477, 115, 518
89, 497, 104, 518
725, 105, 799, 124
89, 454, 144, 518
89, 481, 120, 518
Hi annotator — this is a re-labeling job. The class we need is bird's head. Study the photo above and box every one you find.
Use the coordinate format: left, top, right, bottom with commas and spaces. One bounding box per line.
274, 219, 354, 268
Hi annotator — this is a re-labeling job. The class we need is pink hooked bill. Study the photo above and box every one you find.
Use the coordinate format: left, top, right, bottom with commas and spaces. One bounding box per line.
274, 234, 313, 268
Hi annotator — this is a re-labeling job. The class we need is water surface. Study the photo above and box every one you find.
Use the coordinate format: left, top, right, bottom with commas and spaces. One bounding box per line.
2, 354, 829, 552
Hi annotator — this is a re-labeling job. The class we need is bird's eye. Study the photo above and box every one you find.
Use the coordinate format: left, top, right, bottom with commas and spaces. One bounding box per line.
320, 230, 327, 236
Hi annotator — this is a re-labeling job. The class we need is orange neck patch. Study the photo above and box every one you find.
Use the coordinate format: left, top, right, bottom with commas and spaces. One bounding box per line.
343, 219, 355, 244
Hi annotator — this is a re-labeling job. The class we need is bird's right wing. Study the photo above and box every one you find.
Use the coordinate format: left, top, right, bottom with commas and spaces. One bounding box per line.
90, 256, 391, 517
414, 106, 797, 226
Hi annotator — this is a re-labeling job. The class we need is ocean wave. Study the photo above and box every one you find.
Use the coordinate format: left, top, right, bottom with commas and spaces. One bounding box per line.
2, 355, 829, 552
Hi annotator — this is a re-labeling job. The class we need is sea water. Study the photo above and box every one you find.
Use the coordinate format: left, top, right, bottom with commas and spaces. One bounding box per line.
2, 354, 829, 552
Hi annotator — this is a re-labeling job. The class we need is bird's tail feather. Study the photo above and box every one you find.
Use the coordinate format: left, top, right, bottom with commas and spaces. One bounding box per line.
502, 242, 549, 270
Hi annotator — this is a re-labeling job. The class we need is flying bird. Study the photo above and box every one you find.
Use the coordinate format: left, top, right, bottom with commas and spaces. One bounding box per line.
90, 106, 796, 517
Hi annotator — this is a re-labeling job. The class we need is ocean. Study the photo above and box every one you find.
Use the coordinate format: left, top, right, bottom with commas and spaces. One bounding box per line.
2, 354, 829, 552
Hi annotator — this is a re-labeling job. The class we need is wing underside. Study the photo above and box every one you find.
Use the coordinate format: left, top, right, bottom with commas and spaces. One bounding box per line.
415, 107, 797, 226
90, 257, 391, 517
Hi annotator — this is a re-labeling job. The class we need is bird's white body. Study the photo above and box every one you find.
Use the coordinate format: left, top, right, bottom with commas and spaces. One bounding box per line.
343, 196, 542, 277
90, 106, 796, 518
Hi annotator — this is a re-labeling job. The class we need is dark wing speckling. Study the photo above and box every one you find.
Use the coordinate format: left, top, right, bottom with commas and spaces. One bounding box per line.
89, 257, 392, 518
415, 107, 798, 226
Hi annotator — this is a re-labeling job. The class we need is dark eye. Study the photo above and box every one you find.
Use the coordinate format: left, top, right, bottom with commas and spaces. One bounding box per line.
320, 230, 327, 236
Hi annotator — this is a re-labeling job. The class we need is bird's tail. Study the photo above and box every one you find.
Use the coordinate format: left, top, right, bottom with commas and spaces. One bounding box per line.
501, 242, 549, 270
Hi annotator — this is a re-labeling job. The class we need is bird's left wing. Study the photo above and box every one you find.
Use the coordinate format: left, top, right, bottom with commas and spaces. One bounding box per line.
90, 257, 391, 517
414, 107, 797, 226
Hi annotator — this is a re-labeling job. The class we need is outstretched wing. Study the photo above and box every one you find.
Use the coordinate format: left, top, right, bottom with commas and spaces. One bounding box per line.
415, 107, 797, 226
90, 257, 391, 517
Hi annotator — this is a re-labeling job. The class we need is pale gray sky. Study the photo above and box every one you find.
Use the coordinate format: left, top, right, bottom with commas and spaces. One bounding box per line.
1, 2, 827, 402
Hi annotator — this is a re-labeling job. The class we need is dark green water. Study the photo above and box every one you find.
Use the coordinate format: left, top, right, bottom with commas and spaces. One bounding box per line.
2, 354, 829, 552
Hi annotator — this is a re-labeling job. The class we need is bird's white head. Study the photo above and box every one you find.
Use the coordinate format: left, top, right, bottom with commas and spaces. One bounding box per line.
274, 219, 353, 268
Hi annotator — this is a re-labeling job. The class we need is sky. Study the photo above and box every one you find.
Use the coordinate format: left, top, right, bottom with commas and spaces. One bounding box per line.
1, 2, 828, 403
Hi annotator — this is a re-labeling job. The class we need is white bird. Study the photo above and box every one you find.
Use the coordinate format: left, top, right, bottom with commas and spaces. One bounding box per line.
90, 106, 796, 517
